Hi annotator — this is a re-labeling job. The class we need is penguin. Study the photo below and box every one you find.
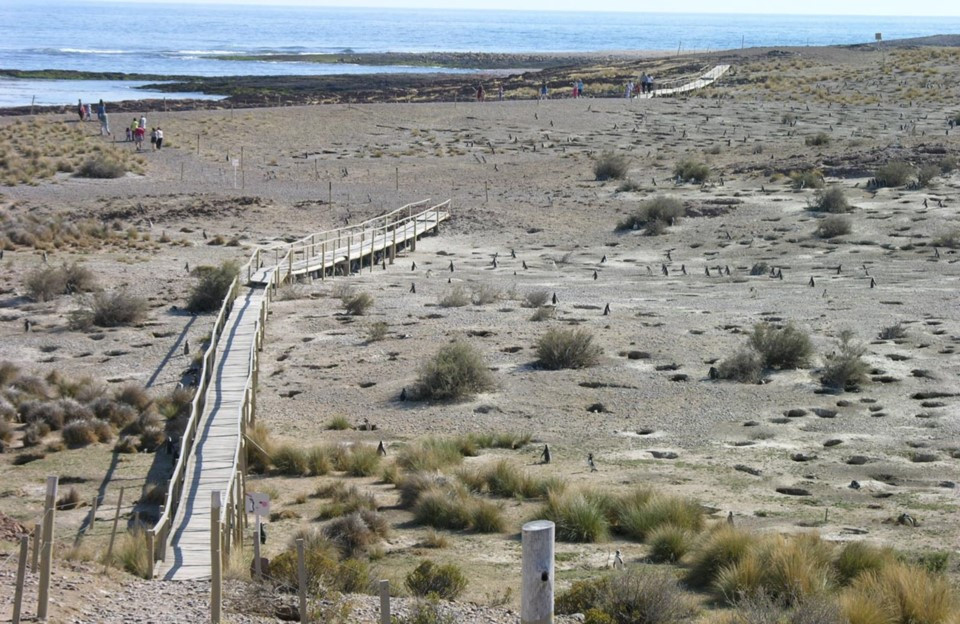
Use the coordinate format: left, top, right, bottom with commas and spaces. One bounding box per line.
411, 261, 417, 271
603, 303, 610, 316
593, 270, 598, 280
511, 249, 516, 259
541, 444, 551, 464
552, 292, 558, 305
399, 387, 407, 401
449, 261, 454, 272
410, 283, 416, 294
183, 340, 190, 356
809, 276, 815, 287
377, 441, 387, 456
662, 264, 669, 276
522, 260, 528, 270
601, 255, 607, 263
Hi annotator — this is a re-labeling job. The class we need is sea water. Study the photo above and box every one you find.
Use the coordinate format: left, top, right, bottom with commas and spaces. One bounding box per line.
2, 0, 959, 106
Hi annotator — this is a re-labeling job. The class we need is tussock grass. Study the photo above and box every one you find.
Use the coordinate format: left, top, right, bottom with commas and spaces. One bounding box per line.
322, 510, 388, 557
77, 155, 126, 179
366, 321, 389, 342
460, 459, 565, 499
415, 341, 494, 401
534, 491, 610, 543
106, 528, 151, 578
438, 285, 470, 308
717, 350, 764, 383
686, 525, 756, 588
524, 289, 551, 308
615, 492, 704, 541
412, 483, 504, 533
805, 132, 831, 146
842, 561, 958, 624
315, 482, 377, 520
648, 525, 696, 563
715, 534, 834, 605
332, 444, 381, 476
245, 423, 274, 473
71, 290, 147, 328
272, 443, 310, 476
269, 529, 371, 595
556, 568, 695, 623
536, 327, 602, 370
61, 419, 100, 448
326, 415, 351, 430
834, 541, 894, 585
405, 560, 468, 599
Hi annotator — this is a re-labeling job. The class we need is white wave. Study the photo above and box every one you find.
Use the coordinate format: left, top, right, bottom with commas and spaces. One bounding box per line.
58, 48, 128, 54
174, 50, 237, 56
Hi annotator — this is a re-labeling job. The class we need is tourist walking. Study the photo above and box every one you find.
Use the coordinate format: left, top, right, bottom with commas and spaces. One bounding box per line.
497, 82, 504, 101
625, 81, 634, 99
139, 115, 146, 129
577, 79, 584, 97
77, 99, 85, 121
130, 118, 139, 141
539, 81, 548, 100
134, 125, 145, 151
476, 82, 485, 102
97, 100, 110, 135
571, 81, 578, 98
155, 127, 163, 149
150, 127, 158, 150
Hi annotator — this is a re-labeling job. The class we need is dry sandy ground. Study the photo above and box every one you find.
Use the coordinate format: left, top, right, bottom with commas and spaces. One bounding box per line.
1, 45, 959, 621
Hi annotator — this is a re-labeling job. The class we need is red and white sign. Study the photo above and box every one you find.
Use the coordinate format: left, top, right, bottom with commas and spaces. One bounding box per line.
245, 492, 270, 516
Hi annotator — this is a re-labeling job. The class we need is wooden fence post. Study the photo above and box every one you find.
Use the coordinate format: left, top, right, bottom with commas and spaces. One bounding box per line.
31, 522, 40, 574
88, 495, 98, 534
521, 520, 555, 624
321, 241, 326, 280
107, 487, 124, 562
211, 491, 222, 624
146, 529, 156, 579
12, 535, 28, 624
254, 514, 262, 581
37, 475, 57, 621
379, 579, 391, 624
297, 538, 308, 624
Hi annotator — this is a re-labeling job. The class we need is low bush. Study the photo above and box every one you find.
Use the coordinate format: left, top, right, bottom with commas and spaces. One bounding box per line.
107, 528, 151, 578
61, 419, 100, 448
685, 525, 756, 588
462, 459, 565, 499
872, 161, 915, 188
530, 306, 555, 322
269, 529, 371, 595
556, 568, 694, 624
333, 444, 381, 477
790, 169, 825, 190
821, 330, 869, 391
674, 159, 711, 183
615, 196, 683, 234
56, 486, 82, 510
343, 291, 374, 316
438, 286, 470, 308
272, 443, 309, 476
940, 155, 958, 174
647, 525, 695, 563
834, 541, 894, 585
749, 322, 813, 370
814, 215, 852, 239
841, 561, 958, 624
594, 151, 630, 181
405, 560, 468, 600
918, 164, 940, 187
470, 284, 501, 306
615, 493, 704, 541
24, 266, 68, 302
76, 156, 126, 179
315, 483, 377, 520
326, 415, 351, 430
245, 423, 273, 473
536, 327, 602, 370
322, 510, 388, 557
933, 229, 960, 249
809, 186, 851, 213
366, 321, 388, 342
412, 484, 504, 533
877, 323, 906, 341
415, 342, 494, 401
805, 133, 831, 147
87, 290, 147, 327
716, 350, 764, 383
187, 262, 238, 313
524, 290, 551, 308
306, 445, 332, 476
398, 438, 469, 473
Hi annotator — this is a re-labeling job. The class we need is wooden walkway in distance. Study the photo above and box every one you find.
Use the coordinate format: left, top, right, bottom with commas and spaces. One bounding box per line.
249, 209, 449, 285
635, 64, 731, 98
159, 286, 265, 581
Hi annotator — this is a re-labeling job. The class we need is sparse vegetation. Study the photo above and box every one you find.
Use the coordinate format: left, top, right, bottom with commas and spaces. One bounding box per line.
524, 289, 551, 308
918, 163, 941, 187
342, 291, 374, 315
77, 155, 126, 179
810, 186, 851, 213
187, 262, 239, 313
24, 263, 98, 301
821, 330, 869, 391
366, 321, 388, 342
805, 133, 831, 146
872, 161, 916, 188
438, 286, 470, 308
415, 341, 494, 401
814, 215, 852, 239
557, 568, 694, 624
615, 196, 684, 235
73, 290, 148, 328
673, 159, 711, 183
594, 151, 630, 181
536, 327, 602, 370
749, 322, 813, 370
790, 169, 825, 189
405, 560, 468, 600
717, 350, 764, 383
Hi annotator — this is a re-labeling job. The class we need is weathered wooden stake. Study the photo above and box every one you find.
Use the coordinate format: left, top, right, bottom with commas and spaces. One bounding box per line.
521, 520, 555, 624
211, 491, 222, 624
37, 475, 57, 621
12, 535, 28, 624
88, 494, 98, 534
328, 180, 332, 205
296, 538, 307, 624
31, 522, 40, 573
379, 579, 391, 624
254, 514, 262, 581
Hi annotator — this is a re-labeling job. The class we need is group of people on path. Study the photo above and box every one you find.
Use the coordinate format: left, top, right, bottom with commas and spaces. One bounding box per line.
125, 115, 163, 151
77, 98, 162, 150
625, 73, 656, 98
77, 99, 112, 135
474, 81, 505, 102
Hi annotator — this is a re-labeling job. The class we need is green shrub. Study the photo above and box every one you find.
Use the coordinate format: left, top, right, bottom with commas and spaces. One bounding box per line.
674, 159, 710, 183
615, 493, 704, 541
717, 350, 763, 383
413, 487, 473, 530
334, 444, 381, 477
306, 445, 332, 476
268, 530, 371, 594
810, 186, 851, 213
534, 491, 610, 543
790, 169, 825, 189
536, 327, 602, 370
187, 262, 239, 313
315, 483, 377, 520
272, 443, 309, 476
465, 459, 565, 499
415, 342, 494, 401
366, 321, 389, 342
326, 416, 351, 430
594, 151, 630, 181
834, 541, 893, 585
805, 133, 831, 147
468, 499, 506, 533
814, 215, 852, 239
76, 156, 125, 179
343, 291, 374, 316
398, 438, 469, 472
872, 161, 915, 188
405, 560, 468, 599
686, 525, 756, 588
749, 322, 813, 370
821, 330, 869, 391
87, 290, 147, 327
615, 196, 684, 234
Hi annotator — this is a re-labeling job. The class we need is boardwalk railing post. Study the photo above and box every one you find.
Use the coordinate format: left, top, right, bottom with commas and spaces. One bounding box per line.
211, 491, 222, 624
296, 538, 308, 624
106, 487, 124, 564
379, 579, 390, 624
347, 234, 353, 275
31, 522, 40, 574
37, 475, 57, 621
12, 535, 28, 624
521, 520, 555, 624
254, 514, 262, 581
146, 529, 156, 579
321, 241, 326, 280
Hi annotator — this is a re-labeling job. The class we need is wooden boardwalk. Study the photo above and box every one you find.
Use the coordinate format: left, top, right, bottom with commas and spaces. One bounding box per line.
152, 201, 448, 582
636, 64, 730, 98
159, 286, 265, 580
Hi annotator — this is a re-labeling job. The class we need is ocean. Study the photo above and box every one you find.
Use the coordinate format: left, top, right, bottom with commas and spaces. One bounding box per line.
3, 0, 960, 107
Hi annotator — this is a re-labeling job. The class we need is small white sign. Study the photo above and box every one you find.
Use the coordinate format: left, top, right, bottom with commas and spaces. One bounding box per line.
245, 492, 270, 516
232, 159, 240, 168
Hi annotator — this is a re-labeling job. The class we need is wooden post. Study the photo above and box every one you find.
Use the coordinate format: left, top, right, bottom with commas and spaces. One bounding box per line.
211, 491, 222, 624
146, 529, 155, 579
395, 167, 399, 191
31, 522, 40, 574
87, 494, 98, 535
347, 234, 353, 275
254, 514, 262, 581
521, 520, 555, 624
328, 180, 332, 205
37, 475, 57, 621
106, 487, 124, 562
390, 223, 397, 264
321, 241, 326, 280
12, 535, 28, 624
379, 580, 391, 624
296, 538, 307, 624
411, 214, 417, 252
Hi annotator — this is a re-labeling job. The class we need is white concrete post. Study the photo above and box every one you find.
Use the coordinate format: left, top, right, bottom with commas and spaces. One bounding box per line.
521, 520, 555, 624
